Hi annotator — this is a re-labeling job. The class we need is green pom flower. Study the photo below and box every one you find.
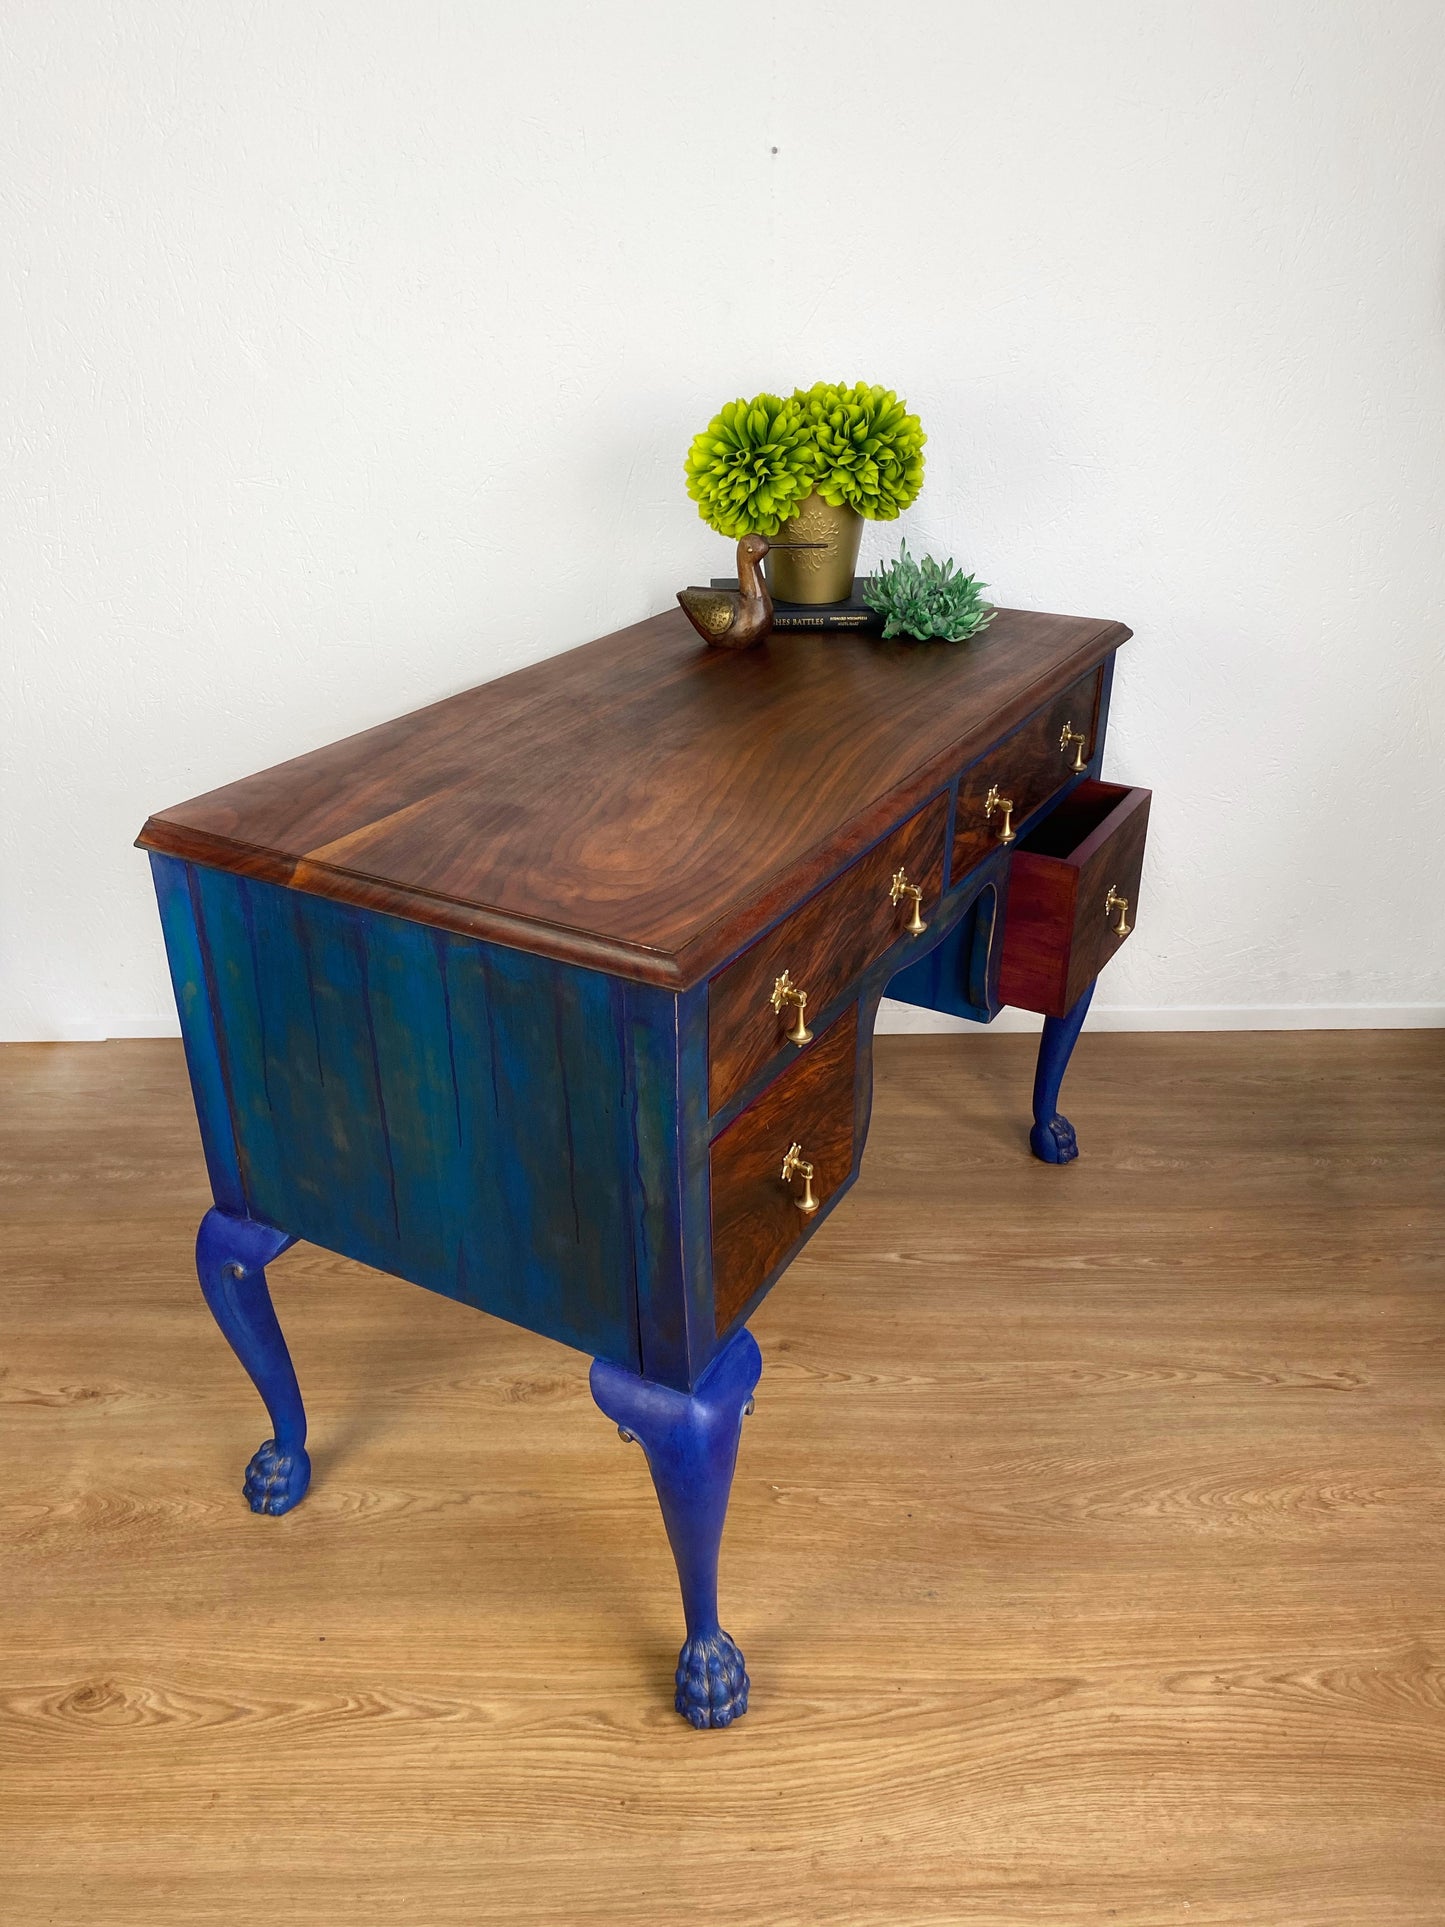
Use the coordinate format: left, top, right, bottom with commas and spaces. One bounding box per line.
793, 380, 926, 521
684, 392, 817, 537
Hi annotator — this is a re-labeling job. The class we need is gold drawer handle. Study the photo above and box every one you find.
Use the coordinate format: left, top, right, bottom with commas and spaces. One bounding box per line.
889, 866, 928, 936
770, 970, 813, 1046
780, 1141, 819, 1214
984, 784, 1016, 844
1059, 721, 1088, 772
1105, 886, 1132, 937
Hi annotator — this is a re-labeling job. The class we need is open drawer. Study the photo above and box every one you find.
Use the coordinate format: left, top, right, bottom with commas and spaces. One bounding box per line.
998, 780, 1150, 1018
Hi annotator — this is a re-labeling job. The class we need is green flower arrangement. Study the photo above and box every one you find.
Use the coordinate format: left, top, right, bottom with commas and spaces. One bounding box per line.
684, 381, 925, 536
683, 392, 816, 538
863, 542, 995, 642
793, 380, 926, 521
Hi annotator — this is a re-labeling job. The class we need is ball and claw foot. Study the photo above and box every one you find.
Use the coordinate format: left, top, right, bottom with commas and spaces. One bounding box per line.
1029, 1112, 1079, 1164
676, 1630, 749, 1729
1029, 985, 1093, 1165
243, 1438, 312, 1515
590, 1327, 762, 1728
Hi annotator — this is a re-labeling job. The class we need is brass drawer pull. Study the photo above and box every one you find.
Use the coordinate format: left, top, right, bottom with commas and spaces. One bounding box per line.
984, 784, 1016, 844
1059, 721, 1088, 772
770, 970, 813, 1046
1104, 886, 1131, 937
780, 1141, 818, 1214
889, 866, 927, 936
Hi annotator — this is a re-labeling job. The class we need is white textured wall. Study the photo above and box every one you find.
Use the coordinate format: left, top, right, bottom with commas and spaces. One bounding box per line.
3, 1, 1442, 1040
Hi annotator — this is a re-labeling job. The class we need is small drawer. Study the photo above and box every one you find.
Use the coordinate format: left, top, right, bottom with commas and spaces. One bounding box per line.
952, 668, 1103, 878
710, 1004, 858, 1336
998, 780, 1150, 1017
708, 796, 946, 1113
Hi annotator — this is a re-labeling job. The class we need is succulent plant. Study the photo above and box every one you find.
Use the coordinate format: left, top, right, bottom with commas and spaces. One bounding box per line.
793, 380, 925, 521
863, 541, 995, 642
683, 392, 817, 538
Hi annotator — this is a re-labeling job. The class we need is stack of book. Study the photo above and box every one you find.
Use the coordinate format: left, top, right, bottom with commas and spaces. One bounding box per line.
709, 578, 882, 634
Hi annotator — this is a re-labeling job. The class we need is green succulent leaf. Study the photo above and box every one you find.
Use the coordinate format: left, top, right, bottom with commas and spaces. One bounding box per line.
683, 392, 817, 537
862, 540, 995, 643
792, 380, 926, 521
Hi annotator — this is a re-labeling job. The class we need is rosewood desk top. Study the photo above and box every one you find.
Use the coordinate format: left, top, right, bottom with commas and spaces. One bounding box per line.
139, 607, 1129, 987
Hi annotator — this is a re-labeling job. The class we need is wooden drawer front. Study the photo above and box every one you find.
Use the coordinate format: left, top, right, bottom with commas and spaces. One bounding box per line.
711, 1005, 858, 1335
952, 669, 1103, 879
708, 797, 946, 1113
998, 781, 1150, 1017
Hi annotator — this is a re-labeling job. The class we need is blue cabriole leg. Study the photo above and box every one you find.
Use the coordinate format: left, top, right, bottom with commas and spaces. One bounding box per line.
195, 1207, 309, 1515
590, 1328, 762, 1729
1029, 981, 1096, 1164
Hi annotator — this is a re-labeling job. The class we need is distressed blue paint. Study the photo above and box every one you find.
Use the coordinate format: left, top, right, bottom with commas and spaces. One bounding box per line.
885, 875, 1002, 1024
182, 864, 647, 1372
149, 854, 246, 1213
615, 976, 687, 1387
614, 977, 718, 1391
590, 1326, 762, 1727
1030, 981, 1095, 1163
195, 1207, 308, 1513
673, 982, 717, 1384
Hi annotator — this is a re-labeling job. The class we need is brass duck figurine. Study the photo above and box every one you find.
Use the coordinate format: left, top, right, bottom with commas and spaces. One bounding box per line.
677, 533, 825, 649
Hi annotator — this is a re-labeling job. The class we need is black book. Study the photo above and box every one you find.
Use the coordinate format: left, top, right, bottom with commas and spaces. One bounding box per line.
709, 577, 883, 633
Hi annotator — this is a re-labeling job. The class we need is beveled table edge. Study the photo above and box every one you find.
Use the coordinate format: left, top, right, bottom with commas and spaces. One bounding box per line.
136, 617, 1132, 991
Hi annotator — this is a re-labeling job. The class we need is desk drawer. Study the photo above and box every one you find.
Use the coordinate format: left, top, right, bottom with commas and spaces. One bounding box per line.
709, 797, 946, 1113
998, 780, 1150, 1017
952, 668, 1103, 878
710, 1004, 858, 1335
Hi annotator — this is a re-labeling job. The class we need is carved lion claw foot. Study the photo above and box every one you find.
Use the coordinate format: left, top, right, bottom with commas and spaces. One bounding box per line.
243, 1438, 312, 1515
1030, 1113, 1079, 1164
675, 1630, 749, 1729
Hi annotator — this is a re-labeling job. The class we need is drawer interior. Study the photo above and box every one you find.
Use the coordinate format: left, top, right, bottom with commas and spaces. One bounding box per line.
1015, 780, 1133, 859
998, 780, 1151, 1019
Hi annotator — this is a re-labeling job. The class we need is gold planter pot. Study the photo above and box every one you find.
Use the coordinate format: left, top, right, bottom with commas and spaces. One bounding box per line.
765, 493, 864, 605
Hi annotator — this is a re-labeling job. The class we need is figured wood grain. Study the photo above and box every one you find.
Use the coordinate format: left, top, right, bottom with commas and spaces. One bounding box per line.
708, 795, 946, 1113
710, 1006, 858, 1334
951, 668, 1104, 880
136, 609, 1128, 988
1064, 785, 1150, 1008
4, 1031, 1444, 1926
999, 783, 1152, 1017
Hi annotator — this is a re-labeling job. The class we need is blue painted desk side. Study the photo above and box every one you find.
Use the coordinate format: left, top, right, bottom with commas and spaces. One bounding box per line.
150, 854, 694, 1380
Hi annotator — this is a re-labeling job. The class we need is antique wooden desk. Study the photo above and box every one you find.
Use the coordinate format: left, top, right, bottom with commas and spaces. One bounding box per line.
138, 605, 1148, 1728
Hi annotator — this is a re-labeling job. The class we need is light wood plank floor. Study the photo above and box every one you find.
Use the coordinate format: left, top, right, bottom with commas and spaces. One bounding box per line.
2, 1033, 1443, 1926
